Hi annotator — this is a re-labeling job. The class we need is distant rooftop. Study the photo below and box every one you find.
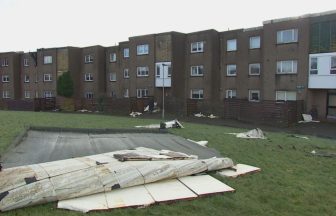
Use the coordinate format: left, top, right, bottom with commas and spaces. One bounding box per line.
263, 10, 336, 24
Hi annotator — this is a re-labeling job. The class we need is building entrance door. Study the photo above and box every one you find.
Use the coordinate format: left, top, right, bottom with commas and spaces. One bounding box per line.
327, 90, 336, 118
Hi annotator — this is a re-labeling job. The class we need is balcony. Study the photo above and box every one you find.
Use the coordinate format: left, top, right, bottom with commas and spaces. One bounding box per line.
155, 77, 171, 87
155, 62, 171, 87
308, 53, 336, 89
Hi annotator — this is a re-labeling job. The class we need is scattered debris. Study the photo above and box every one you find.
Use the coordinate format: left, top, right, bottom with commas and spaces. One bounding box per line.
187, 139, 208, 147
207, 114, 219, 119
227, 128, 266, 139
58, 174, 234, 213
289, 134, 309, 140
217, 164, 261, 178
144, 105, 149, 112
0, 148, 233, 212
135, 119, 184, 129
194, 112, 206, 118
298, 114, 320, 123
77, 109, 90, 113
311, 150, 336, 158
129, 112, 142, 117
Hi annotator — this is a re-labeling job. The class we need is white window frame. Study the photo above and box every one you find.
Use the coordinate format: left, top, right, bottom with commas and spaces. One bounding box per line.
227, 39, 237, 51
190, 89, 204, 99
249, 63, 261, 75
2, 75, 9, 83
2, 58, 8, 66
136, 88, 149, 98
137, 44, 149, 55
2, 90, 10, 99
276, 91, 297, 102
24, 91, 31, 99
331, 56, 336, 74
43, 74, 52, 82
191, 41, 204, 53
276, 60, 298, 74
23, 58, 29, 67
227, 64, 237, 76
190, 65, 204, 76
24, 74, 30, 83
109, 72, 117, 81
277, 29, 298, 44
225, 89, 237, 99
249, 36, 261, 49
109, 53, 116, 62
123, 69, 129, 78
84, 54, 94, 63
137, 66, 149, 77
44, 91, 53, 98
85, 92, 94, 99
249, 90, 260, 102
124, 88, 129, 98
123, 48, 130, 58
310, 57, 318, 75
43, 56, 52, 64
84, 73, 93, 81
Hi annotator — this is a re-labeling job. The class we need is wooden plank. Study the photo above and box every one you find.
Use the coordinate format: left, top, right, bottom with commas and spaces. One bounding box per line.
179, 175, 234, 196
217, 164, 261, 178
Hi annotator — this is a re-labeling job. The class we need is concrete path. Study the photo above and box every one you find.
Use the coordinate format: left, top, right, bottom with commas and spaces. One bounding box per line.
2, 130, 221, 168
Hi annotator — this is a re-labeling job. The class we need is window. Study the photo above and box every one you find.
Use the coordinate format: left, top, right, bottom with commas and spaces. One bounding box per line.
84, 55, 94, 63
2, 91, 10, 99
227, 64, 237, 76
276, 91, 297, 101
84, 73, 93, 81
35, 91, 39, 98
191, 41, 204, 53
249, 36, 261, 49
24, 91, 31, 99
137, 66, 149, 77
43, 56, 52, 64
109, 53, 116, 62
44, 91, 53, 98
310, 57, 318, 75
277, 29, 298, 44
43, 74, 52, 82
136, 89, 149, 98
191, 89, 204, 99
2, 58, 8, 66
24, 58, 29, 66
249, 90, 260, 102
111, 90, 116, 97
249, 63, 261, 75
190, 65, 204, 76
227, 39, 237, 51
85, 92, 93, 99
123, 48, 130, 58
124, 69, 129, 78
109, 72, 116, 81
225, 90, 237, 99
24, 75, 30, 83
137, 44, 149, 55
124, 89, 129, 98
277, 60, 297, 74
331, 56, 336, 74
2, 75, 9, 82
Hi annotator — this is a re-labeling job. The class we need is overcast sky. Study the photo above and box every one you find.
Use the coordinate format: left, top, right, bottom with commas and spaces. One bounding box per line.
0, 0, 335, 52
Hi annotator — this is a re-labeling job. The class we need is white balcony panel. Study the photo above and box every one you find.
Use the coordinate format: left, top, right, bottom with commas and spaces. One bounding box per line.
155, 78, 171, 87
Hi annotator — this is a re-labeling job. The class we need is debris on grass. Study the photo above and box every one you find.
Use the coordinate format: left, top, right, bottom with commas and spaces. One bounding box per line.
135, 119, 184, 129
129, 112, 142, 117
298, 114, 320, 123
187, 139, 208, 147
227, 128, 266, 139
194, 112, 206, 118
310, 150, 336, 158
288, 134, 309, 140
0, 147, 233, 212
217, 164, 261, 178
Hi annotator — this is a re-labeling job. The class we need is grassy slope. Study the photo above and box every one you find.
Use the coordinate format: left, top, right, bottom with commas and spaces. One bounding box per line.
0, 111, 335, 216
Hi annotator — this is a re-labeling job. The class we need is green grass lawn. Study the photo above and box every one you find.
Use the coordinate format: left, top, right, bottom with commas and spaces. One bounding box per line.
0, 110, 335, 216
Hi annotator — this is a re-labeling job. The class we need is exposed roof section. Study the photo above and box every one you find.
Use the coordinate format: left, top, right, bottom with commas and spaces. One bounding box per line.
263, 10, 336, 24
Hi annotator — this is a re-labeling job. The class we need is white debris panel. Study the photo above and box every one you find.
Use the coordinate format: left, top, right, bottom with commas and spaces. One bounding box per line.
217, 164, 261, 178
135, 119, 184, 129
227, 128, 266, 139
0, 147, 233, 212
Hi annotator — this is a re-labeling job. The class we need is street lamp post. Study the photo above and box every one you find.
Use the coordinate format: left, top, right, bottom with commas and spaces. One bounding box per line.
161, 64, 167, 120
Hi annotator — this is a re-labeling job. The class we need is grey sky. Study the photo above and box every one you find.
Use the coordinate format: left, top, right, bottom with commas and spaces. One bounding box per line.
0, 0, 335, 52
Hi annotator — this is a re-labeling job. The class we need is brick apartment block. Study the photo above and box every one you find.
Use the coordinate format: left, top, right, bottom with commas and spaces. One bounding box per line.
0, 10, 335, 121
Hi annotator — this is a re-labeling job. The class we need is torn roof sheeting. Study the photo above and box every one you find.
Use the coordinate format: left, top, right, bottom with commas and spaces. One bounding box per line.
0, 147, 233, 212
